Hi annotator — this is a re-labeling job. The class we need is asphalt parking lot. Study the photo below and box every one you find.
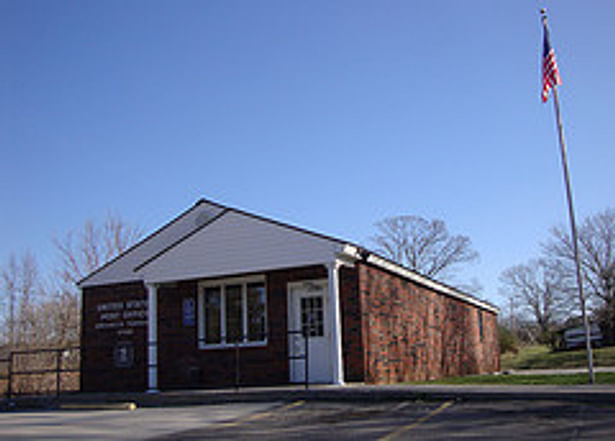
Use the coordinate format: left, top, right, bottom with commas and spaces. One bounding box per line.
3, 399, 613, 440
0, 402, 278, 441
152, 399, 615, 440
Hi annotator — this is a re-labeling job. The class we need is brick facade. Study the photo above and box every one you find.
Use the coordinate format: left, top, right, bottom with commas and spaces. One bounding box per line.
339, 266, 364, 382
157, 265, 328, 390
81, 266, 331, 391
356, 263, 499, 383
81, 263, 499, 391
81, 282, 147, 392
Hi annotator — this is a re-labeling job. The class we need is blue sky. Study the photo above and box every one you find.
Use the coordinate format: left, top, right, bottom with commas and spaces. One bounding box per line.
1, 0, 614, 307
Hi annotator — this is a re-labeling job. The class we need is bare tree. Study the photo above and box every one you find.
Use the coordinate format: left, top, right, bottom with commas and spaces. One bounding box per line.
54, 212, 143, 287
499, 259, 568, 343
1, 255, 18, 347
371, 215, 479, 281
49, 213, 143, 345
542, 208, 615, 343
1, 255, 18, 346
40, 288, 80, 346
0, 213, 143, 348
1, 251, 41, 348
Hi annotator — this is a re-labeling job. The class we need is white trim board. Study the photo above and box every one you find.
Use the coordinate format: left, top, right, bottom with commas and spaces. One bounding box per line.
341, 245, 499, 314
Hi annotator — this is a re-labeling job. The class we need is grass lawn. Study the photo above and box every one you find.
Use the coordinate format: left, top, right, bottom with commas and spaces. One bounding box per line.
501, 344, 615, 370
417, 344, 615, 386
416, 372, 615, 385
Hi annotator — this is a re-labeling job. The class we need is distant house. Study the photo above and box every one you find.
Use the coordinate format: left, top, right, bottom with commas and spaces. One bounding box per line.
79, 198, 499, 392
561, 324, 603, 350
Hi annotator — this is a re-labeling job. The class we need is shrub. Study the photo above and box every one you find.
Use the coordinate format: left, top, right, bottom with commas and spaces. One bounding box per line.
498, 324, 518, 354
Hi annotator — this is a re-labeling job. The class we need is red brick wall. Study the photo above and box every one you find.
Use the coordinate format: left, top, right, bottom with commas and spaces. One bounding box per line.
81, 263, 499, 391
81, 266, 331, 392
357, 263, 499, 383
157, 265, 328, 389
339, 266, 364, 382
157, 280, 201, 389
81, 282, 147, 392
156, 264, 368, 388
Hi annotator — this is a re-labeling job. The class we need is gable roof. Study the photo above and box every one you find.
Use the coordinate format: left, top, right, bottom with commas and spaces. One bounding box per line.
79, 197, 499, 314
78, 197, 345, 288
134, 209, 346, 284
78, 199, 225, 287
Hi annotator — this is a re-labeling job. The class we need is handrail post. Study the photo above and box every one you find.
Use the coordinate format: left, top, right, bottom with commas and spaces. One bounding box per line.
234, 337, 240, 391
304, 329, 309, 390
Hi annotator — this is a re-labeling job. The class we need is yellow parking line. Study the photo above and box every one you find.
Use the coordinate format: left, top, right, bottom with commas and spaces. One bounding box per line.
378, 400, 454, 441
245, 399, 305, 422
219, 400, 305, 428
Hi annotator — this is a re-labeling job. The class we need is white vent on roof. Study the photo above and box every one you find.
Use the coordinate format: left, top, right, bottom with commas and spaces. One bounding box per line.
195, 209, 216, 227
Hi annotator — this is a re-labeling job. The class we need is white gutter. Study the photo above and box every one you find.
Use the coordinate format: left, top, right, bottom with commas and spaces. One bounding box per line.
340, 245, 499, 314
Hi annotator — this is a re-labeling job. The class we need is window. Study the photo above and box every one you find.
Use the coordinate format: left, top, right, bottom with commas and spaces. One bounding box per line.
198, 276, 267, 348
301, 296, 324, 337
247, 283, 266, 341
478, 310, 484, 342
203, 287, 221, 344
225, 285, 242, 343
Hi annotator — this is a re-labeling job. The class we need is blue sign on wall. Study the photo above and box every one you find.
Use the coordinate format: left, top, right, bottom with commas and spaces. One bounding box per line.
183, 297, 195, 327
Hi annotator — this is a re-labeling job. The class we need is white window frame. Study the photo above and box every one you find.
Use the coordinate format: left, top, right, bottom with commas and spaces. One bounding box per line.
197, 275, 267, 349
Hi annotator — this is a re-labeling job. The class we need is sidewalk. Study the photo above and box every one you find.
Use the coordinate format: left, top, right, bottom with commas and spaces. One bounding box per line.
4, 382, 615, 410
503, 366, 615, 375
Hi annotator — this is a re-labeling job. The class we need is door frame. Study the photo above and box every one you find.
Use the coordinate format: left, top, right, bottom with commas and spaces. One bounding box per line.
287, 279, 332, 384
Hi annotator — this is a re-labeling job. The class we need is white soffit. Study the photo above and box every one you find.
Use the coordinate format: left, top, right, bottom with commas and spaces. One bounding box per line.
136, 210, 344, 284
79, 201, 224, 287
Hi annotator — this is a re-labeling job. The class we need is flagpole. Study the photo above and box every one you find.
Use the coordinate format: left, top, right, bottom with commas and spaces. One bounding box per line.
542, 10, 595, 384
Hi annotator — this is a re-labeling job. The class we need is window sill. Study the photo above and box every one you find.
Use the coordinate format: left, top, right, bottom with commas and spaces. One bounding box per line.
198, 340, 268, 350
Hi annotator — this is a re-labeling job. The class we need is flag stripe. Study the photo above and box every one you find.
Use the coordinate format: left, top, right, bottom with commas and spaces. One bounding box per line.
541, 22, 562, 102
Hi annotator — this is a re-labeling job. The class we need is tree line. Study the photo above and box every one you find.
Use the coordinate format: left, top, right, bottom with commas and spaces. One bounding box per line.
3, 206, 611, 355
0, 214, 142, 352
3, 210, 479, 352
499, 207, 615, 349
369, 208, 614, 352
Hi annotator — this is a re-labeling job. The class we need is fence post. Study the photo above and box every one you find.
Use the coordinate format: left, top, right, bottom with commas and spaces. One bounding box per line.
7, 352, 13, 400
56, 349, 62, 399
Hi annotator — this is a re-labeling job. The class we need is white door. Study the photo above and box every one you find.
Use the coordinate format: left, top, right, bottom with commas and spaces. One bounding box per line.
288, 280, 332, 384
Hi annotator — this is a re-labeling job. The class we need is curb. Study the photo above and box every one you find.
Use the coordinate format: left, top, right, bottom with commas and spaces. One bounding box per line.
3, 385, 615, 411
59, 402, 138, 411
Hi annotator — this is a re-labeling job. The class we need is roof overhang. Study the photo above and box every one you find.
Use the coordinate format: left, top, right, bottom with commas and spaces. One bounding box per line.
340, 245, 499, 314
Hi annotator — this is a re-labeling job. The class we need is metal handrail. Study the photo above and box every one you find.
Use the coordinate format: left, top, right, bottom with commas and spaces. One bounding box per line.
287, 329, 309, 390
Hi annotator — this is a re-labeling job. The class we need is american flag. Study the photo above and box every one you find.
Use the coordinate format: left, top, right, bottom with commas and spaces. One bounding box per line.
542, 21, 562, 102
